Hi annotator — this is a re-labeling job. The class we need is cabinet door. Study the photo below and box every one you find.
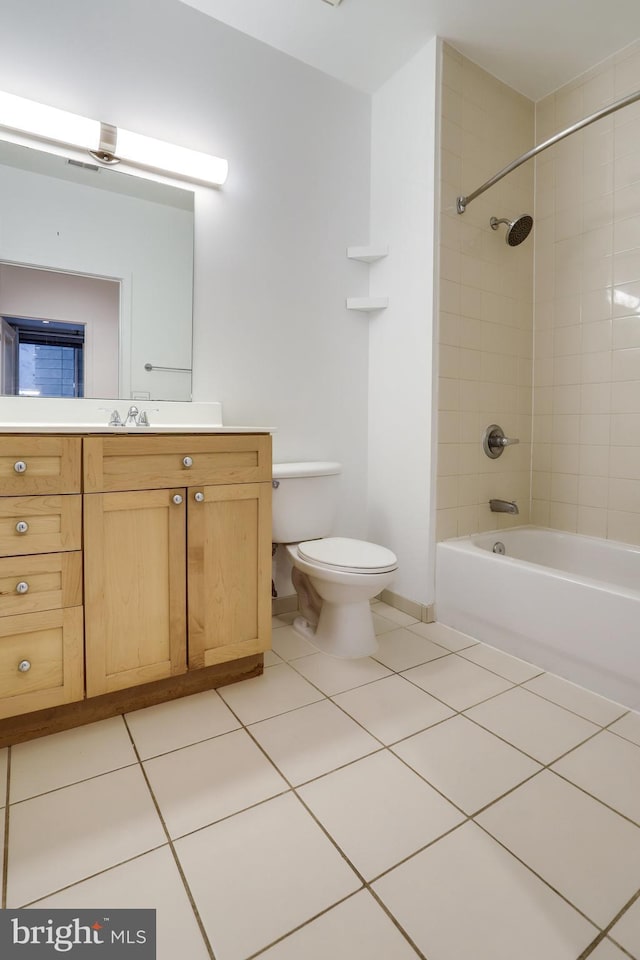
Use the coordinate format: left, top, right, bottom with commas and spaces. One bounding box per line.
188, 482, 272, 668
84, 489, 187, 696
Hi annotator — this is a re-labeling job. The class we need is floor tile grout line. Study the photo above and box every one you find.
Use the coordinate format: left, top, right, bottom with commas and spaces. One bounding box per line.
243, 891, 377, 960
132, 722, 243, 764
268, 641, 640, 931
578, 890, 640, 960
471, 818, 606, 935
210, 677, 451, 960
363, 887, 430, 960
279, 608, 638, 727
273, 622, 635, 733
520, 685, 629, 726
2, 746, 11, 909
548, 765, 640, 831
577, 886, 640, 959
16, 844, 170, 909
120, 715, 218, 960
608, 893, 640, 957
6, 757, 141, 809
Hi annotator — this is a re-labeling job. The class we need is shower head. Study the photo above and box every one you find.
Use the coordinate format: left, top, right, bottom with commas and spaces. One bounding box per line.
490, 214, 533, 246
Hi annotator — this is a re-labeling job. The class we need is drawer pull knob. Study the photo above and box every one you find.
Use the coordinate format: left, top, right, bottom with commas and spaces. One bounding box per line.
182, 456, 193, 468
172, 494, 183, 505
14, 460, 27, 473
18, 660, 31, 673
15, 521, 29, 534
16, 581, 29, 594
194, 491, 204, 502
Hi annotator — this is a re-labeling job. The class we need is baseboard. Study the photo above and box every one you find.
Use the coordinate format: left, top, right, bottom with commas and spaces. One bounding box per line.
273, 589, 435, 624
272, 594, 298, 616
377, 589, 435, 623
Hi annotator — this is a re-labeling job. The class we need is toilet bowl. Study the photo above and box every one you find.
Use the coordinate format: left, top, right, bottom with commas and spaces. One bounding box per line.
271, 460, 398, 658
285, 538, 398, 658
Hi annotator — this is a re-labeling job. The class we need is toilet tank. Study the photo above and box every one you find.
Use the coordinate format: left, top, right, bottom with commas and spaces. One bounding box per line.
272, 461, 341, 543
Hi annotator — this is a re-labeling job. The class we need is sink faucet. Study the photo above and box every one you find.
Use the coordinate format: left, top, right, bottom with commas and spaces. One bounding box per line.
489, 499, 519, 515
124, 405, 139, 426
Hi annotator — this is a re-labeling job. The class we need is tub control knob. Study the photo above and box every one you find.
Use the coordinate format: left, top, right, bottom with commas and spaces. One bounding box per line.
15, 521, 29, 534
18, 660, 31, 673
16, 581, 29, 594
483, 424, 520, 459
14, 460, 27, 473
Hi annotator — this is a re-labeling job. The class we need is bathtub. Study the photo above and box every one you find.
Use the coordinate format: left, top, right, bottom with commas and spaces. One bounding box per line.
436, 526, 640, 710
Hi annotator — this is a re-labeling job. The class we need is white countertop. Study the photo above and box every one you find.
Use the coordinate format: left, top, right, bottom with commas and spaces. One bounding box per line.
0, 423, 272, 434
0, 398, 273, 434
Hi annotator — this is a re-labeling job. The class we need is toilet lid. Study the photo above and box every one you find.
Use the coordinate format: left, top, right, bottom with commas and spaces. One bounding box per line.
298, 537, 398, 573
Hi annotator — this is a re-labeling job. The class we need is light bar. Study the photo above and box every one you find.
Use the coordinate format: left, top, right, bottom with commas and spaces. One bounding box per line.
0, 90, 228, 187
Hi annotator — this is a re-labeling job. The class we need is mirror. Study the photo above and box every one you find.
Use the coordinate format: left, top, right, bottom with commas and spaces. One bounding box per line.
0, 140, 194, 402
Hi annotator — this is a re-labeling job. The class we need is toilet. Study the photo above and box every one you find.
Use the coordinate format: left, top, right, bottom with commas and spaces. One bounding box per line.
272, 461, 398, 658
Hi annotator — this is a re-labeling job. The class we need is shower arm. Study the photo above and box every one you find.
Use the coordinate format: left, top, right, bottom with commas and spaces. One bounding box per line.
456, 87, 640, 214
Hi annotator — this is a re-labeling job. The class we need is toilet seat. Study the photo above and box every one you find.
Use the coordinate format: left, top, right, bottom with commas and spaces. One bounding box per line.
298, 537, 398, 575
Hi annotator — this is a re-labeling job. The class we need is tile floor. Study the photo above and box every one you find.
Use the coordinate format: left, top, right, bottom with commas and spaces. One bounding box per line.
1, 600, 640, 960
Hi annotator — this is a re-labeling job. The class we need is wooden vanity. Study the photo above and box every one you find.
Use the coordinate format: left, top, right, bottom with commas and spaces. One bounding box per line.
0, 431, 272, 745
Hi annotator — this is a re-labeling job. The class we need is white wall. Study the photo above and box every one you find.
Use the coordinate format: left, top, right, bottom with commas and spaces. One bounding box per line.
368, 39, 439, 605
0, 0, 372, 539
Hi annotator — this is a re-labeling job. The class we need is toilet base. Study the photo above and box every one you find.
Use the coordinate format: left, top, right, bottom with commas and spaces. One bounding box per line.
292, 599, 378, 659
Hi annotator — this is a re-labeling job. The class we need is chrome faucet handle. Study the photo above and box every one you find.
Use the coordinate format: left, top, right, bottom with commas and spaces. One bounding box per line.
483, 424, 520, 459
99, 407, 123, 427
136, 407, 159, 427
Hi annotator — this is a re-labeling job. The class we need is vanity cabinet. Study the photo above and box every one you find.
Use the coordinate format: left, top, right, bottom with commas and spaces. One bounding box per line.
0, 431, 272, 735
0, 436, 84, 721
83, 434, 272, 697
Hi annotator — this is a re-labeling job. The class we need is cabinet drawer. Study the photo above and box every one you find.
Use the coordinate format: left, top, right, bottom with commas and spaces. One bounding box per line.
0, 552, 82, 618
0, 436, 81, 495
0, 607, 84, 719
0, 495, 82, 557
83, 433, 271, 493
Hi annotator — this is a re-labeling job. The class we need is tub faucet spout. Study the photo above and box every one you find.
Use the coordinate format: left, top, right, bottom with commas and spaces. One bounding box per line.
490, 499, 519, 515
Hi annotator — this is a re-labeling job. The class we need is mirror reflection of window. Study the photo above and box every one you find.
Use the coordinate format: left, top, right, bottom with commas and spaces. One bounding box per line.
1, 316, 84, 398
0, 264, 119, 398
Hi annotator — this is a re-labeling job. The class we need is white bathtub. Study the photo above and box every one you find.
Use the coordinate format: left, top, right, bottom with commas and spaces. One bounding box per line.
436, 526, 640, 710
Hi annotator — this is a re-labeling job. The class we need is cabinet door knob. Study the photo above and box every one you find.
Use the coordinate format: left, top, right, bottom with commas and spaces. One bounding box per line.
16, 581, 29, 594
14, 460, 27, 473
194, 491, 204, 502
15, 521, 29, 534
172, 494, 183, 505
18, 659, 31, 673
182, 456, 193, 468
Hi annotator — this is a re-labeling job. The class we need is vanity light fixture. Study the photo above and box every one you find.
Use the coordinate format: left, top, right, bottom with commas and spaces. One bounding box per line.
0, 90, 228, 186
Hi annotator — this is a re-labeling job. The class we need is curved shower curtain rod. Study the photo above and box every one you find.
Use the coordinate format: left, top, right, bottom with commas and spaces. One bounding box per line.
456, 87, 640, 214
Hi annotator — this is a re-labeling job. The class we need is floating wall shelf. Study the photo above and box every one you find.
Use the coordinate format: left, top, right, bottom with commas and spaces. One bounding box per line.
346, 245, 389, 263
346, 244, 389, 313
346, 297, 389, 312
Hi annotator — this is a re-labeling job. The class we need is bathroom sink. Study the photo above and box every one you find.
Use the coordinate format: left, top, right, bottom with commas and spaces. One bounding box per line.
0, 398, 271, 433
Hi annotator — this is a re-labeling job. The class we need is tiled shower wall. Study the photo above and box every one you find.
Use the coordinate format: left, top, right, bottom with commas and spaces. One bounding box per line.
532, 40, 640, 545
436, 44, 534, 540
